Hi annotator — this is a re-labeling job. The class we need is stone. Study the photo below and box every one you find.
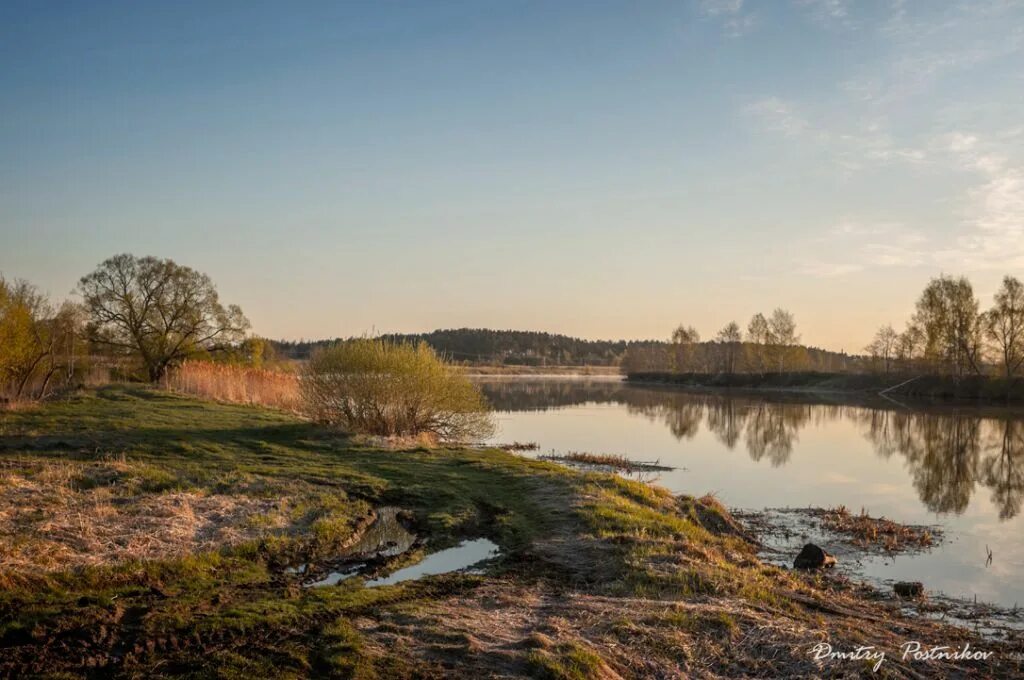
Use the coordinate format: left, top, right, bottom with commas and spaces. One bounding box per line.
894, 581, 924, 598
793, 543, 837, 570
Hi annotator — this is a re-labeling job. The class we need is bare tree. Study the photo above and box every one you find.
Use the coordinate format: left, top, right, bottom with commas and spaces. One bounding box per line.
768, 308, 799, 373
78, 254, 250, 381
670, 324, 701, 372
896, 323, 924, 366
866, 324, 899, 374
987, 275, 1024, 378
671, 325, 700, 344
746, 313, 772, 373
715, 321, 742, 374
914, 275, 984, 377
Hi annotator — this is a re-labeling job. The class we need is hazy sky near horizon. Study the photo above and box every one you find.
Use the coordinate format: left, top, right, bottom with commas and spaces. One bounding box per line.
2, 1, 1023, 351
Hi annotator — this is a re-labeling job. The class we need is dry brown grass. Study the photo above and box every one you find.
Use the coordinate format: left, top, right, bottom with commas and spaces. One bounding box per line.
0, 399, 38, 413
820, 505, 938, 551
0, 459, 288, 574
163, 360, 301, 411
353, 577, 1008, 678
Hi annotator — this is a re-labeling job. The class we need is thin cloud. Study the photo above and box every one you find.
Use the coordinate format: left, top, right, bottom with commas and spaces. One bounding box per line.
743, 2, 1024, 277
795, 0, 852, 27
698, 0, 756, 37
939, 132, 1024, 270
799, 261, 865, 277
799, 130, 1024, 277
745, 97, 812, 138
802, 221, 929, 277
699, 0, 744, 16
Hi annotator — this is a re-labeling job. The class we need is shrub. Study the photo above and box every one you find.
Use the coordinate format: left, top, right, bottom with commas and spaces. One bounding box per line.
1, 277, 87, 402
300, 339, 495, 441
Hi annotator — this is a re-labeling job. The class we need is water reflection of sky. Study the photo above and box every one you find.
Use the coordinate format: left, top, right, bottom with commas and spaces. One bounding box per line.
479, 379, 1024, 607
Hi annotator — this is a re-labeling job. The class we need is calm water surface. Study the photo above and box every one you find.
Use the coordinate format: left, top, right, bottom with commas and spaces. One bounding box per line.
478, 377, 1024, 607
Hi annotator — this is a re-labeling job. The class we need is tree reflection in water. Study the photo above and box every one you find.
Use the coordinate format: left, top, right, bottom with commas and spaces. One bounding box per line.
479, 380, 1024, 521
982, 420, 1024, 520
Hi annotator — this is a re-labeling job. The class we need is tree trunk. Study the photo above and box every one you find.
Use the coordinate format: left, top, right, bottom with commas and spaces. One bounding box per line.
37, 366, 58, 400
149, 362, 167, 383
14, 351, 48, 399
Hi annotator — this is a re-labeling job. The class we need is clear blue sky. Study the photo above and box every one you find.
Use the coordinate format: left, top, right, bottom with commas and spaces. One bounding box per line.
2, 1, 1022, 351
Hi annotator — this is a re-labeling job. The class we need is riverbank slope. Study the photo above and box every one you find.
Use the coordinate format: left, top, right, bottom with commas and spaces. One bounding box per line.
0, 386, 1018, 677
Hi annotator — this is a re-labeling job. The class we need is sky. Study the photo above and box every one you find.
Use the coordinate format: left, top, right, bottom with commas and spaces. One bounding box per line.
2, 1, 1023, 352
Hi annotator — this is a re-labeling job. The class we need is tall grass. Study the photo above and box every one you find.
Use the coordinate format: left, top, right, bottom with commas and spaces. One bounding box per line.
163, 361, 301, 411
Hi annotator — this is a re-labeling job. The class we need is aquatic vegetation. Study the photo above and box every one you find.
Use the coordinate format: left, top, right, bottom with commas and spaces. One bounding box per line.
538, 451, 674, 472
819, 505, 940, 551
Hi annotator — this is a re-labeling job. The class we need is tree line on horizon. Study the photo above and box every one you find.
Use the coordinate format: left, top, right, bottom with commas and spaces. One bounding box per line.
270, 329, 655, 366
5, 254, 1024, 402
619, 307, 860, 375
864, 275, 1024, 378
623, 274, 1024, 380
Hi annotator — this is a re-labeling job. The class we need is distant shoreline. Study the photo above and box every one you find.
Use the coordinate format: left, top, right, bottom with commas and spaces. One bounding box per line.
457, 365, 622, 377
625, 371, 1024, 404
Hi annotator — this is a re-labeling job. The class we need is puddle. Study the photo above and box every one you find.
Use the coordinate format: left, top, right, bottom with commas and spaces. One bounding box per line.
365, 538, 500, 587
308, 538, 499, 588
344, 506, 417, 558
307, 566, 362, 587
298, 506, 417, 587
300, 506, 499, 588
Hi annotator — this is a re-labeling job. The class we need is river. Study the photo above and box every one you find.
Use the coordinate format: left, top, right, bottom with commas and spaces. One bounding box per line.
477, 377, 1024, 609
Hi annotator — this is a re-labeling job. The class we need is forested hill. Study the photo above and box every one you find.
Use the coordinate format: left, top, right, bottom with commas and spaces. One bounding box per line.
269, 328, 661, 365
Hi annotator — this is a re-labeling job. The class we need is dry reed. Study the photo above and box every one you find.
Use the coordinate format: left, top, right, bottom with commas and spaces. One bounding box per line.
820, 505, 938, 550
538, 451, 675, 472
163, 361, 301, 411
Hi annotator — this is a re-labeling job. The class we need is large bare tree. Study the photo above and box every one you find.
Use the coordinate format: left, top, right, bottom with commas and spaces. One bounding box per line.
987, 275, 1024, 378
913, 275, 984, 377
78, 254, 249, 381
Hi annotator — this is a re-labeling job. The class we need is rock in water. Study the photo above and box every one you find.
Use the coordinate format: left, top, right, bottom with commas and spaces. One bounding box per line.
894, 581, 924, 598
793, 543, 837, 570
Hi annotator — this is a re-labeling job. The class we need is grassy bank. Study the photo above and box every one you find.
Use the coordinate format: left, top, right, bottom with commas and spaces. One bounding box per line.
628, 371, 1024, 402
0, 386, 1017, 677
